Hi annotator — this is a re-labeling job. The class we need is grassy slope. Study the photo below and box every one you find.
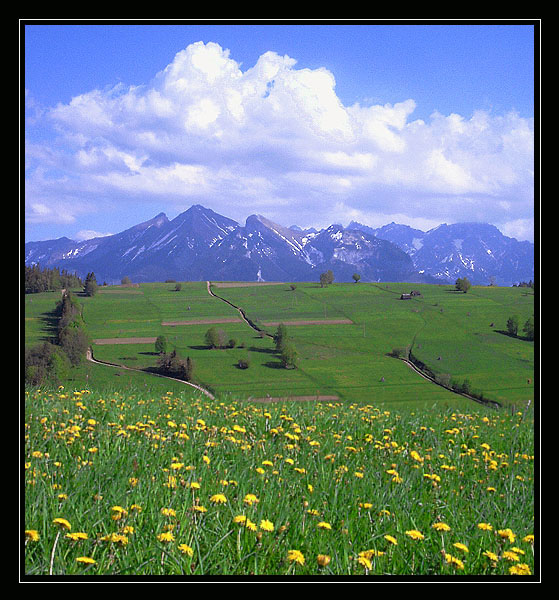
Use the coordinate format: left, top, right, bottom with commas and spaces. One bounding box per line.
24, 281, 534, 409
213, 281, 534, 408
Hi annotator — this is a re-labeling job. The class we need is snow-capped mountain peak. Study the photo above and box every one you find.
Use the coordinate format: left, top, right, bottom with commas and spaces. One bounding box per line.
25, 206, 534, 286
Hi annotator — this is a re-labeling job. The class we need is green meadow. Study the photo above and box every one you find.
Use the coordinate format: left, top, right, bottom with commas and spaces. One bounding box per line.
24, 280, 534, 410
23, 280, 536, 577
24, 387, 535, 577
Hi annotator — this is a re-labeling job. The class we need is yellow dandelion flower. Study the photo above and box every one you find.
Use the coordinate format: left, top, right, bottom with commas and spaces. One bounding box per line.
161, 508, 177, 518
317, 554, 331, 568
245, 519, 258, 532
523, 534, 534, 544
25, 530, 40, 542
432, 522, 451, 532
410, 450, 423, 463
52, 517, 71, 531
110, 506, 128, 521
157, 531, 175, 544
497, 528, 516, 543
243, 494, 259, 506
178, 544, 194, 557
210, 494, 227, 505
384, 535, 398, 546
66, 532, 88, 541
287, 550, 305, 566
502, 550, 520, 562
509, 563, 532, 575
317, 521, 332, 530
477, 522, 493, 531
76, 556, 96, 565
444, 553, 465, 570
259, 519, 275, 532
101, 533, 129, 547
357, 555, 372, 570
453, 542, 469, 553
233, 515, 247, 525
483, 550, 499, 563
405, 529, 424, 541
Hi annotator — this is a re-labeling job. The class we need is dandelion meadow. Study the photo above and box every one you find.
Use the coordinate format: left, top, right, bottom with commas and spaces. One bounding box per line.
23, 387, 535, 577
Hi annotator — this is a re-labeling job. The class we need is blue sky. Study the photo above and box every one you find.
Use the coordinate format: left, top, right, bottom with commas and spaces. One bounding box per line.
24, 21, 536, 242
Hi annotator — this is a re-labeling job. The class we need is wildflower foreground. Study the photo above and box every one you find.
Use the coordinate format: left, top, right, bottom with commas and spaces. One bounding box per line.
24, 388, 535, 577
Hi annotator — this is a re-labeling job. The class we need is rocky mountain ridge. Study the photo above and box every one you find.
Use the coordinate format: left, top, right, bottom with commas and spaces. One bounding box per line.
25, 205, 534, 286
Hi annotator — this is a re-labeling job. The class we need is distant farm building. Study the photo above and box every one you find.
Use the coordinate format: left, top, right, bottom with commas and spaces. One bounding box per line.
401, 290, 422, 300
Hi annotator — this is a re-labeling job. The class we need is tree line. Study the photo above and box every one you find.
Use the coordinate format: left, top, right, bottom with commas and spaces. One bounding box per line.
506, 314, 534, 340
25, 264, 83, 294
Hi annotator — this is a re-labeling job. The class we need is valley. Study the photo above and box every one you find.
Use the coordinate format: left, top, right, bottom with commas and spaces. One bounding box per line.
26, 279, 535, 410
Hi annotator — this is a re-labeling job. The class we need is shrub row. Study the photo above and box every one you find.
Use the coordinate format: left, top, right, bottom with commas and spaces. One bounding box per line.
25, 291, 90, 386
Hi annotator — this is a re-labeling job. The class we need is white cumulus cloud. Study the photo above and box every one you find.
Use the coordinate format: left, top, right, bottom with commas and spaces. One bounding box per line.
26, 41, 535, 240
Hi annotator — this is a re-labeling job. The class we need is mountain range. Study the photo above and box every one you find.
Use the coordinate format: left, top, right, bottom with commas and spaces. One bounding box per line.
24, 204, 534, 286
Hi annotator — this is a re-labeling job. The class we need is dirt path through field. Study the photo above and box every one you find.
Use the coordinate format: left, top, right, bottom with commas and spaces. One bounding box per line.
206, 281, 273, 338
85, 348, 215, 399
399, 356, 501, 408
